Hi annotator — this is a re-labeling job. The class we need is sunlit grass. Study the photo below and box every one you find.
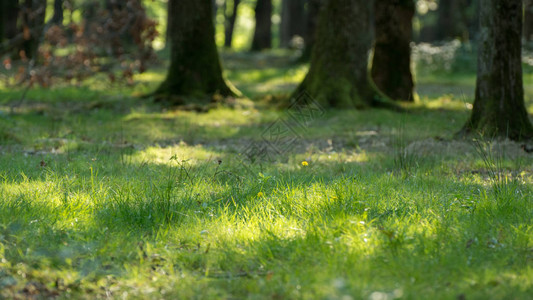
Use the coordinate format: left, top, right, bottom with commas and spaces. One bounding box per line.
1, 49, 533, 299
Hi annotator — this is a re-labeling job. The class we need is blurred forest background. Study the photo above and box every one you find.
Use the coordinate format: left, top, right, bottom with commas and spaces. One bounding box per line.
0, 0, 530, 93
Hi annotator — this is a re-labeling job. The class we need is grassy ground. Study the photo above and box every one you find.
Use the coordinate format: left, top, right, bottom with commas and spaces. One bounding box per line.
0, 51, 532, 299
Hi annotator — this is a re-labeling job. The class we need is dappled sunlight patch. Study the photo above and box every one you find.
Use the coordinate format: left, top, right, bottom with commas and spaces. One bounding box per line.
225, 64, 308, 98
131, 144, 223, 166
312, 150, 371, 164
0, 172, 111, 227
417, 95, 472, 111
133, 70, 166, 84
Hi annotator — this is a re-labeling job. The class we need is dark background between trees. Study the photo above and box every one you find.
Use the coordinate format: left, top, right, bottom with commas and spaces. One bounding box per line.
1, 0, 533, 140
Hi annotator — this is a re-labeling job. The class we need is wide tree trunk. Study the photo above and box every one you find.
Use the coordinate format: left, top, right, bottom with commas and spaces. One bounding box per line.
251, 0, 272, 51
299, 0, 322, 61
461, 0, 533, 140
224, 0, 241, 48
154, 0, 236, 102
294, 0, 376, 108
525, 0, 533, 42
371, 0, 414, 102
280, 0, 306, 48
20, 0, 47, 60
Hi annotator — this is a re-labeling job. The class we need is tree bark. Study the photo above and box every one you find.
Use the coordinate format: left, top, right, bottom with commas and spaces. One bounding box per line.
280, 0, 306, 48
371, 0, 415, 102
20, 0, 47, 60
299, 0, 322, 61
525, 0, 533, 42
51, 0, 64, 25
0, 0, 19, 43
224, 0, 241, 48
154, 0, 236, 102
251, 0, 272, 51
212, 0, 218, 16
435, 0, 469, 41
294, 0, 377, 108
461, 0, 533, 140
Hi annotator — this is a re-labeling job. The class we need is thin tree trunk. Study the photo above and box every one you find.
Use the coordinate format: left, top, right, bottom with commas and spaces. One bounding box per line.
154, 0, 236, 102
20, 0, 47, 60
435, 0, 469, 41
51, 0, 64, 25
224, 0, 241, 48
371, 0, 415, 101
294, 0, 377, 108
280, 0, 306, 48
251, 0, 272, 51
1, 0, 19, 43
461, 0, 533, 140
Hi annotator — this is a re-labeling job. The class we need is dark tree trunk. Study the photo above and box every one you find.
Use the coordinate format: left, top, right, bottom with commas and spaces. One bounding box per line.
251, 0, 272, 51
20, 0, 47, 60
299, 0, 322, 61
165, 0, 173, 48
1, 0, 19, 43
212, 0, 218, 16
371, 0, 415, 102
435, 0, 469, 41
105, 0, 123, 11
461, 0, 533, 140
294, 0, 377, 108
154, 0, 236, 102
51, 0, 64, 25
280, 0, 306, 48
224, 0, 241, 48
525, 0, 533, 42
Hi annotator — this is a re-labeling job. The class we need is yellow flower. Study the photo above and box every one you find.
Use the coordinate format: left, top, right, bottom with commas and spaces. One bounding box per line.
257, 192, 264, 198
301, 161, 309, 167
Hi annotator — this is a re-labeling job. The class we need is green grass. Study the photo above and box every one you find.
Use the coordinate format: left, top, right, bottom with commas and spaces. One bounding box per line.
0, 51, 532, 299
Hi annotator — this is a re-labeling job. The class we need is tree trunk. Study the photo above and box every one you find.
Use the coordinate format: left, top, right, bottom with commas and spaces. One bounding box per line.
51, 0, 64, 25
0, 0, 19, 43
435, 0, 469, 41
294, 0, 376, 108
299, 0, 322, 61
212, 0, 218, 16
461, 0, 533, 140
371, 0, 415, 102
165, 0, 173, 48
224, 0, 241, 48
20, 0, 47, 60
154, 0, 236, 102
280, 0, 306, 48
105, 0, 123, 11
525, 0, 533, 42
251, 0, 272, 51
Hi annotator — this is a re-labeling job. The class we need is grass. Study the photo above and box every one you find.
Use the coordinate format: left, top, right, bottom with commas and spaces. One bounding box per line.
0, 50, 532, 299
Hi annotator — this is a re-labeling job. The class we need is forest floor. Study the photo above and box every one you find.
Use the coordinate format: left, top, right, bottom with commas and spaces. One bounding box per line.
0, 51, 532, 299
